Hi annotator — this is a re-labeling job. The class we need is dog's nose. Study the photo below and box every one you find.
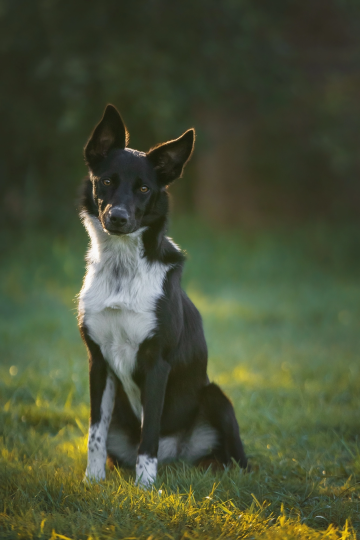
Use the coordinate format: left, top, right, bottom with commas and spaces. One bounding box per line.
109, 207, 129, 227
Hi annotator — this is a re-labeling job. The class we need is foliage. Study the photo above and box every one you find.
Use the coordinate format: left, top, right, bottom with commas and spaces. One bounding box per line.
1, 219, 360, 538
1, 1, 360, 224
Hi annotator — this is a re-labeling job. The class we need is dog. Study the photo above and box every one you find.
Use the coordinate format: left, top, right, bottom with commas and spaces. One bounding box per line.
78, 104, 248, 487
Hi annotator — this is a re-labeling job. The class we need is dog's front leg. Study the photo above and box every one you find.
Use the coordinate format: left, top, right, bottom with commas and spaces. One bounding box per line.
81, 327, 116, 482
136, 356, 170, 488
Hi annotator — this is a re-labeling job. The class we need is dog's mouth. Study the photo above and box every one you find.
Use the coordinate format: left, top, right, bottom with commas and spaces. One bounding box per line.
100, 218, 139, 236
103, 224, 137, 236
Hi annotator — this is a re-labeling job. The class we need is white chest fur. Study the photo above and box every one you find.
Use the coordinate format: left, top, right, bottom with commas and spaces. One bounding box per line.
78, 213, 170, 419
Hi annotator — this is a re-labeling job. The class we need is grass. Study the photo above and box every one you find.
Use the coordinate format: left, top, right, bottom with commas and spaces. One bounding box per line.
1, 217, 360, 539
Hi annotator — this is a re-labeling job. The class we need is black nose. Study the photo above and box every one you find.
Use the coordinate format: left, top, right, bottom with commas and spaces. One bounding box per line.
109, 207, 129, 226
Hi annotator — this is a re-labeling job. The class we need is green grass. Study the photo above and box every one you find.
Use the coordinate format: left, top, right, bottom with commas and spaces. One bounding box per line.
1, 217, 360, 539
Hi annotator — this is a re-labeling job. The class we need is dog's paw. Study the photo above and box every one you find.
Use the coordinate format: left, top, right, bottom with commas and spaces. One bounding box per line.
135, 454, 157, 489
84, 466, 106, 483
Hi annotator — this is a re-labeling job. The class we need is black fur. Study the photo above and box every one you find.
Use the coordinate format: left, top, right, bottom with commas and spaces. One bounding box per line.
79, 326, 108, 426
79, 105, 248, 479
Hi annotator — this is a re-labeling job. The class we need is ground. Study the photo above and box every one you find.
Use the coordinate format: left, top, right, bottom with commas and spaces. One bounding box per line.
0, 217, 360, 539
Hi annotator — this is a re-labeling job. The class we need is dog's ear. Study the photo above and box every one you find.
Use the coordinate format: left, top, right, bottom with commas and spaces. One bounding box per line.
84, 105, 129, 167
147, 129, 195, 185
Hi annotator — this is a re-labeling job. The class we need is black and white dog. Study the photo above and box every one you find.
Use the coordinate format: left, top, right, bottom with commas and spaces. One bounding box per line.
78, 105, 248, 487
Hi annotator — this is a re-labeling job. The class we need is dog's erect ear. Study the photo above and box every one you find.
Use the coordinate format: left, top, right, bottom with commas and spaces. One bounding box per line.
84, 105, 129, 167
147, 129, 195, 185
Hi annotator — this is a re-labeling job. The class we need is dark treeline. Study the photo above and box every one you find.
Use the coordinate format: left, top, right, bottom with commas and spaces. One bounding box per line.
1, 0, 360, 227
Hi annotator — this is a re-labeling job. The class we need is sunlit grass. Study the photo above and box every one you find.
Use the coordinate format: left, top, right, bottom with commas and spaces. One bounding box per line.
0, 218, 360, 539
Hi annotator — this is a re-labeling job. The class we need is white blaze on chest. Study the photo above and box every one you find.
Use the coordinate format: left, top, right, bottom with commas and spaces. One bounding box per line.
78, 214, 169, 419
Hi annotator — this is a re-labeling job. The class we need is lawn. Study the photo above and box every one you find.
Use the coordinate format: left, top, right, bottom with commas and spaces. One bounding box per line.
1, 217, 360, 539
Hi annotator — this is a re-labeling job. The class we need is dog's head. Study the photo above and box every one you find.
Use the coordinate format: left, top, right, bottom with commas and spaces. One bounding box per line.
84, 105, 194, 235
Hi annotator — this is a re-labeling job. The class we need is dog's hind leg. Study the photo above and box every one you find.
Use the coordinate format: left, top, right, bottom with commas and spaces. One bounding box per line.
199, 383, 248, 469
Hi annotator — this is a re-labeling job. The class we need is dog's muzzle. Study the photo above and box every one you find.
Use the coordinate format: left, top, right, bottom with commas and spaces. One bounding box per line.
103, 206, 134, 235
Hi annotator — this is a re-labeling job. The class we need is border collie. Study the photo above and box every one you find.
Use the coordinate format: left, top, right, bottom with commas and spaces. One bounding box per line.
78, 105, 248, 487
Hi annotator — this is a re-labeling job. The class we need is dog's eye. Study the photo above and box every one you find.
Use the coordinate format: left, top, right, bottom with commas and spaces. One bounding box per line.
102, 178, 112, 186
139, 185, 150, 193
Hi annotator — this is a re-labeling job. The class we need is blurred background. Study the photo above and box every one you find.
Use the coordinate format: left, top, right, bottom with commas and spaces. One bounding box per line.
1, 0, 360, 227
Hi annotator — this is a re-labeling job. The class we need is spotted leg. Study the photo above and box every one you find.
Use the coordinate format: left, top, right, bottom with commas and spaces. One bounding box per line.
80, 325, 116, 482
136, 345, 170, 488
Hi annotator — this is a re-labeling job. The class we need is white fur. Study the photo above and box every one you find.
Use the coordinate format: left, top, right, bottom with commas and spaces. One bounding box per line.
106, 429, 179, 466
79, 212, 170, 419
180, 424, 219, 461
158, 436, 179, 462
106, 422, 219, 468
136, 454, 158, 487
85, 373, 116, 481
